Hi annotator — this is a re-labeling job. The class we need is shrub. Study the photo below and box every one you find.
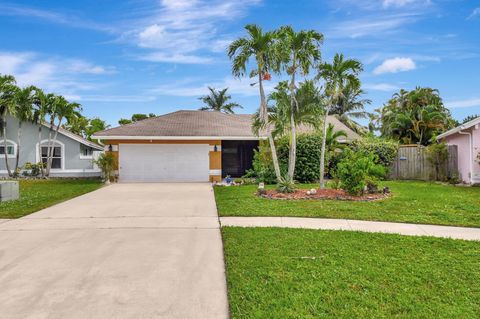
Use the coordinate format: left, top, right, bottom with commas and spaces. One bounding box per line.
350, 137, 399, 168
334, 149, 386, 196
426, 142, 449, 181
276, 178, 296, 193
94, 152, 116, 183
244, 141, 277, 184
22, 162, 45, 177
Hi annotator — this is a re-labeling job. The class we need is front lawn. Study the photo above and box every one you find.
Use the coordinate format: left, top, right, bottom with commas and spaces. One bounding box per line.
0, 179, 103, 219
215, 181, 480, 227
223, 227, 480, 319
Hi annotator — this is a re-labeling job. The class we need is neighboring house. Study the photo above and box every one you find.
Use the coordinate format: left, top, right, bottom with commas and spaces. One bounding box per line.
0, 115, 103, 177
92, 110, 359, 182
438, 116, 480, 184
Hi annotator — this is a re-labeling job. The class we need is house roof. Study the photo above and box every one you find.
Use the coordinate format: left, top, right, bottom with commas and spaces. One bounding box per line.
93, 110, 360, 141
42, 122, 104, 150
437, 116, 480, 140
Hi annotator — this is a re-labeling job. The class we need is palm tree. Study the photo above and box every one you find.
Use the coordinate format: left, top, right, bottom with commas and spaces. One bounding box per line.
13, 86, 37, 173
0, 74, 18, 177
331, 82, 371, 135
316, 53, 363, 189
198, 87, 242, 114
45, 96, 81, 176
228, 24, 283, 182
33, 89, 54, 177
277, 26, 323, 180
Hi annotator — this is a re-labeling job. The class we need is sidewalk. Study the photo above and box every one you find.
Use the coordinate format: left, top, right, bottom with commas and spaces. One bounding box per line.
220, 217, 480, 241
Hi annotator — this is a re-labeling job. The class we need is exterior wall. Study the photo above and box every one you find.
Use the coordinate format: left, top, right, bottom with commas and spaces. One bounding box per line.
444, 125, 480, 184
0, 115, 101, 177
103, 139, 222, 182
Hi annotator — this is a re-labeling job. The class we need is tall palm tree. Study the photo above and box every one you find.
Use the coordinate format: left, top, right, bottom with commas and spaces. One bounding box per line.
228, 24, 283, 182
0, 75, 18, 177
316, 53, 363, 188
198, 87, 242, 114
46, 96, 81, 176
331, 82, 371, 135
278, 26, 323, 180
33, 89, 54, 177
14, 86, 37, 173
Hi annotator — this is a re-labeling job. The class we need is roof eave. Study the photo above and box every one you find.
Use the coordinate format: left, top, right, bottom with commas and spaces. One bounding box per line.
91, 135, 265, 141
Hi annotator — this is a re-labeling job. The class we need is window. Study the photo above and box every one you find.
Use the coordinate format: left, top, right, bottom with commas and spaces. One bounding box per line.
0, 145, 15, 156
80, 145, 93, 159
41, 145, 62, 169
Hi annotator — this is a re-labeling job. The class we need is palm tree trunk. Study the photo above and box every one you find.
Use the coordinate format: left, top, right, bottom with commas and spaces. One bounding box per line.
319, 108, 330, 189
46, 116, 63, 176
45, 118, 55, 177
258, 73, 282, 182
287, 70, 297, 181
2, 111, 12, 177
15, 121, 22, 174
38, 125, 45, 177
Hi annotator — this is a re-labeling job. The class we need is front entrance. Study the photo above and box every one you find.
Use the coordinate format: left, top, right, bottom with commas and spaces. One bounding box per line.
221, 140, 258, 178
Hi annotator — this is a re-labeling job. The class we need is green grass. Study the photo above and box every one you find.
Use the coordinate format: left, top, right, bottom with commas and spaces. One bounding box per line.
214, 181, 480, 227
0, 179, 103, 218
223, 227, 480, 319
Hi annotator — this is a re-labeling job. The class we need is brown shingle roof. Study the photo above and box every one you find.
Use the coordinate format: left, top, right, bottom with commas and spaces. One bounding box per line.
93, 110, 359, 141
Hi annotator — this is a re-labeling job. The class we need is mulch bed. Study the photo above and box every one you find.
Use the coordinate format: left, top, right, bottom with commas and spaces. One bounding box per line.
259, 188, 390, 201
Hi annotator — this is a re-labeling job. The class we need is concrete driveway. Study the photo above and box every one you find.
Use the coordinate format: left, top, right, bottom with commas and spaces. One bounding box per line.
0, 183, 228, 319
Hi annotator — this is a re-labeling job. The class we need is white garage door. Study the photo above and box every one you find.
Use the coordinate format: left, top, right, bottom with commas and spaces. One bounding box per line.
119, 144, 210, 182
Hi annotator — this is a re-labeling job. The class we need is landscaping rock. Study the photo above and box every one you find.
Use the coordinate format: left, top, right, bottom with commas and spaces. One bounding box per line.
0, 181, 19, 202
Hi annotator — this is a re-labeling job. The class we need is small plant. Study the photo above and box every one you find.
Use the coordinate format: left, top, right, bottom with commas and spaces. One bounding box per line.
94, 153, 116, 183
426, 142, 449, 181
22, 162, 45, 177
334, 149, 386, 196
276, 178, 296, 193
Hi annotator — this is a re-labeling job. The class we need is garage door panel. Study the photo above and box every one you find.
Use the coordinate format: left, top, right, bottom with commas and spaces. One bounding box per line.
119, 144, 210, 182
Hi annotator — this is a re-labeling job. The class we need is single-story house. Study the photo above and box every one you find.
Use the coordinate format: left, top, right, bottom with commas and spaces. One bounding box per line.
92, 110, 359, 183
438, 116, 480, 184
0, 115, 103, 177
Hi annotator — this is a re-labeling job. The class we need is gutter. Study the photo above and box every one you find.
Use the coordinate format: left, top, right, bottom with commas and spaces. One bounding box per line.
458, 130, 473, 185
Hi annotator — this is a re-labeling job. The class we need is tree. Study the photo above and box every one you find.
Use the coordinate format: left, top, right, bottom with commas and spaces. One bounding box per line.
64, 116, 109, 141
228, 24, 283, 182
316, 53, 363, 189
277, 26, 323, 181
463, 114, 479, 124
331, 82, 371, 135
378, 87, 455, 145
33, 89, 55, 177
45, 96, 81, 176
0, 74, 18, 177
118, 113, 155, 125
198, 87, 242, 114
13, 86, 37, 173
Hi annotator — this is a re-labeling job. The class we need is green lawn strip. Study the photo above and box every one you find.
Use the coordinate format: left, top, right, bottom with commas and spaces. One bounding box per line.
215, 181, 480, 227
223, 227, 480, 319
0, 179, 103, 218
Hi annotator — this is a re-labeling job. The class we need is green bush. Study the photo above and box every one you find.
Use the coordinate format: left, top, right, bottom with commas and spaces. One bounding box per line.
426, 142, 449, 181
276, 178, 296, 193
350, 137, 399, 168
277, 133, 322, 183
334, 149, 386, 196
244, 141, 277, 184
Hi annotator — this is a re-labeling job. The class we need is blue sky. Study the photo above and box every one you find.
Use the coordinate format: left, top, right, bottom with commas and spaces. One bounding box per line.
0, 0, 479, 126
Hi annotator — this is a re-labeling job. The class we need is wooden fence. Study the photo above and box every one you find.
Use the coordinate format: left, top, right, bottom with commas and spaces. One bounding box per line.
389, 145, 458, 181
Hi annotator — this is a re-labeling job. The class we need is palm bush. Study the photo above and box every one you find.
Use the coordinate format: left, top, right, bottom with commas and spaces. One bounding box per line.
94, 153, 116, 183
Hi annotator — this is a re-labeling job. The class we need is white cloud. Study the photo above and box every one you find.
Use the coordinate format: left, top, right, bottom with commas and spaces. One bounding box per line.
468, 8, 480, 20
150, 77, 275, 97
382, 0, 430, 8
0, 3, 113, 32
124, 0, 261, 64
445, 98, 480, 109
373, 57, 416, 74
0, 51, 112, 97
328, 13, 418, 38
364, 83, 400, 91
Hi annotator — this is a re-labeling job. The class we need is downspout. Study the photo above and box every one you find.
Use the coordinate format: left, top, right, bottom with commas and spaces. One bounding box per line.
458, 130, 473, 185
